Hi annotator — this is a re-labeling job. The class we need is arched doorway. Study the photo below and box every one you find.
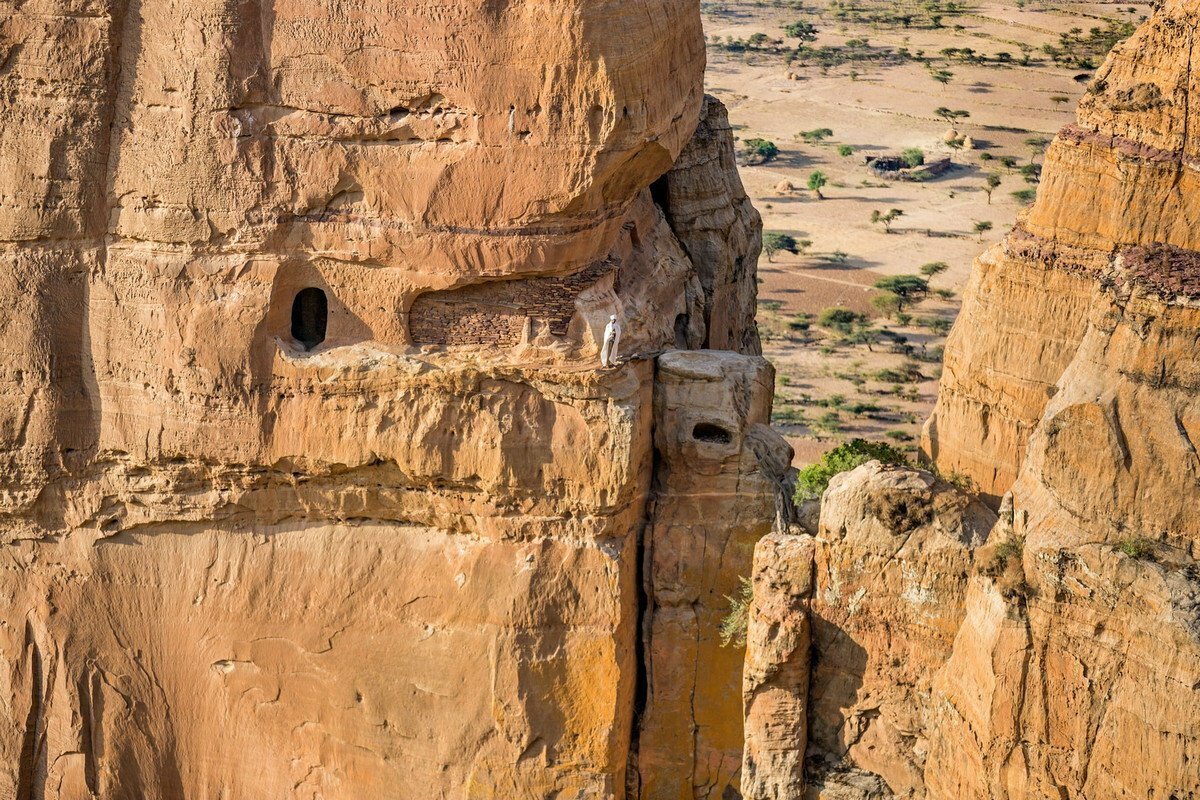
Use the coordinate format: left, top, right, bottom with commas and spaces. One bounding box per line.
291, 288, 328, 350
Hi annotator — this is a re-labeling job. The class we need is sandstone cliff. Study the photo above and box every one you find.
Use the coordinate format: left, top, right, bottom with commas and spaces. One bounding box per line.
0, 1, 781, 796
742, 1, 1200, 796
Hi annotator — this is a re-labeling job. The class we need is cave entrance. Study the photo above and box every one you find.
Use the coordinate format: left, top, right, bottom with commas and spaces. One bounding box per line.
650, 174, 671, 217
291, 287, 328, 350
692, 422, 733, 444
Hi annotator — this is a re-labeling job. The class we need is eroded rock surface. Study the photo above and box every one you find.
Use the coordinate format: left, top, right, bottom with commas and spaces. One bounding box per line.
923, 0, 1200, 505
0, 1, 780, 797
637, 350, 792, 799
740, 464, 994, 800
746, 2, 1200, 795
920, 3, 1200, 788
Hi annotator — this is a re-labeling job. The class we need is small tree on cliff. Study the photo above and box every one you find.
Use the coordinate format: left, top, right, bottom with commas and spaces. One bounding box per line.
794, 439, 910, 501
718, 577, 754, 647
808, 171, 828, 199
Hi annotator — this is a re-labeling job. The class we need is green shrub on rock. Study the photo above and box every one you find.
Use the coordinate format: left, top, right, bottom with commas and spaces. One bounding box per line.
794, 439, 910, 501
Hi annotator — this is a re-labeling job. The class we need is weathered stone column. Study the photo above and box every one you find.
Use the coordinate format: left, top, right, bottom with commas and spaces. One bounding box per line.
740, 532, 814, 800
637, 350, 792, 799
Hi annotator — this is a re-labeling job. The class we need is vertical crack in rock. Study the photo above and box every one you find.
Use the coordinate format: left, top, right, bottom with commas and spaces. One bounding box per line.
16, 623, 46, 800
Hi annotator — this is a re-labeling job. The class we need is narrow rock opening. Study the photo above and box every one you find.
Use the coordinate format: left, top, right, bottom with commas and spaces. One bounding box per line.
692, 422, 733, 444
674, 313, 689, 349
291, 287, 328, 351
650, 174, 671, 217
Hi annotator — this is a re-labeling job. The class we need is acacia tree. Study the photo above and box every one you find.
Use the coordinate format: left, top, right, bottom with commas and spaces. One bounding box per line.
935, 106, 971, 123
784, 21, 818, 41
762, 232, 799, 262
984, 173, 1002, 204
873, 275, 929, 309
870, 208, 904, 233
974, 220, 994, 240
871, 292, 903, 318
808, 171, 828, 199
1024, 136, 1051, 163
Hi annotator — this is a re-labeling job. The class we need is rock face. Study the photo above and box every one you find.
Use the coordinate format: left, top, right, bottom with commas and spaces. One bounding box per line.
921, 3, 1200, 790
923, 0, 1200, 505
0, 1, 780, 797
743, 2, 1200, 796
637, 350, 791, 799
741, 532, 813, 800
652, 97, 764, 355
740, 464, 994, 800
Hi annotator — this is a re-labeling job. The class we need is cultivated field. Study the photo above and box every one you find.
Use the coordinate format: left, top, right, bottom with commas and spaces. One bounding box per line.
702, 0, 1149, 465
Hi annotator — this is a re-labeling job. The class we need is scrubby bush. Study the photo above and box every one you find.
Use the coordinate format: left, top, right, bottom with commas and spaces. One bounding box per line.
813, 410, 843, 433
920, 315, 953, 335
800, 128, 834, 142
719, 576, 754, 647
742, 137, 780, 163
808, 170, 828, 198
901, 147, 926, 167
980, 534, 1027, 599
794, 439, 910, 501
1116, 537, 1155, 560
1012, 188, 1037, 204
818, 307, 864, 332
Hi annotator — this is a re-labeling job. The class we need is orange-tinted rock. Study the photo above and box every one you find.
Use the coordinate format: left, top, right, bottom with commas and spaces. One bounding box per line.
924, 0, 1200, 503
636, 351, 792, 799
0, 1, 780, 796
741, 531, 814, 800
738, 463, 993, 799
920, 10, 1200, 789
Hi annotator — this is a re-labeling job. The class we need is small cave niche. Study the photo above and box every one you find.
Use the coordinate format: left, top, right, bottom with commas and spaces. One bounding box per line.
692, 422, 733, 445
650, 174, 671, 217
674, 313, 690, 349
291, 287, 328, 351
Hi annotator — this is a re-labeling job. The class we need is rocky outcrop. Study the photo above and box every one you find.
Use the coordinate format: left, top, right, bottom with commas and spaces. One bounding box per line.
653, 96, 763, 355
741, 532, 814, 800
636, 351, 792, 799
923, 0, 1200, 504
0, 1, 779, 797
740, 464, 994, 800
745, 2, 1200, 795
920, 2, 1200, 788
